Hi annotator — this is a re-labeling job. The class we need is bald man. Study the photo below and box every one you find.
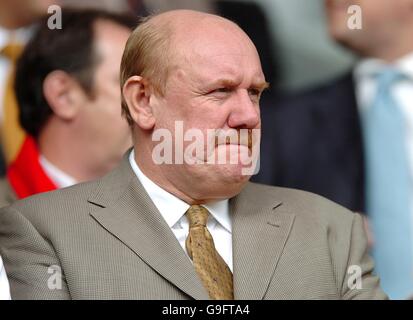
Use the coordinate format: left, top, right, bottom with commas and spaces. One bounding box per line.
0, 10, 387, 300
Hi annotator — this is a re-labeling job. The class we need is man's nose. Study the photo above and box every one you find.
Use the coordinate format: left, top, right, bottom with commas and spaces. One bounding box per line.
227, 90, 260, 129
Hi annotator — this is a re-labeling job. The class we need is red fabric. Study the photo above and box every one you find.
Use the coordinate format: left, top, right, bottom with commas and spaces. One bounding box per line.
7, 136, 57, 199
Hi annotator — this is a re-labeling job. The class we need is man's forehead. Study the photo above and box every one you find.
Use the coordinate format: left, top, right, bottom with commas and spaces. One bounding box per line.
173, 23, 260, 70
149, 10, 264, 83
175, 19, 250, 49
171, 54, 265, 91
169, 40, 264, 86
152, 10, 253, 53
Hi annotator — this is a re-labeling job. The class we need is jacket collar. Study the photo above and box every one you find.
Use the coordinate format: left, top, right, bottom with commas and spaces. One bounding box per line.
88, 150, 295, 299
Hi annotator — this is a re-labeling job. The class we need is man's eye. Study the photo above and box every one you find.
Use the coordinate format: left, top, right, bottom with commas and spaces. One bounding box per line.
211, 87, 232, 94
248, 88, 260, 96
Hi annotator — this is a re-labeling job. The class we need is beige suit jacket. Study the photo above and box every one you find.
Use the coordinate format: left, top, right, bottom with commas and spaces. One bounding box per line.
0, 154, 387, 299
0, 178, 16, 208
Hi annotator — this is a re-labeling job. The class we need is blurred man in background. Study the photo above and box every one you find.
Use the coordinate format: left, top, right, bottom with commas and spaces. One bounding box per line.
0, 0, 58, 172
326, 0, 413, 299
0, 0, 143, 175
0, 9, 135, 207
256, 0, 413, 299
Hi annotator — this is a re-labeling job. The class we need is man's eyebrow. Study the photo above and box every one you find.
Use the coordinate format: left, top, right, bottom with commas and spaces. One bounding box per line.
212, 79, 240, 87
211, 79, 270, 90
253, 81, 270, 91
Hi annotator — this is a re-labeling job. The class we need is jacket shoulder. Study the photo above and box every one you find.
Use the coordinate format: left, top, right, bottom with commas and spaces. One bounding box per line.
2, 156, 133, 221
0, 179, 97, 222
244, 182, 355, 226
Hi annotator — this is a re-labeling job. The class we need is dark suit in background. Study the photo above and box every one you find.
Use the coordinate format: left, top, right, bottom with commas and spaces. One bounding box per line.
253, 72, 365, 213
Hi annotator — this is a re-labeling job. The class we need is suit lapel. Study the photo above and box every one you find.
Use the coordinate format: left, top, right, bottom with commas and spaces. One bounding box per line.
88, 154, 209, 300
86, 154, 296, 300
231, 183, 295, 300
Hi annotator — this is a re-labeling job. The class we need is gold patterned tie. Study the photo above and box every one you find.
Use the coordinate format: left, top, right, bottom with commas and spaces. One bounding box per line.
1, 42, 26, 164
185, 205, 234, 300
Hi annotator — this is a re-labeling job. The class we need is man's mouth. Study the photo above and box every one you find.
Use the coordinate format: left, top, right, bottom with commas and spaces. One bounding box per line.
214, 130, 253, 149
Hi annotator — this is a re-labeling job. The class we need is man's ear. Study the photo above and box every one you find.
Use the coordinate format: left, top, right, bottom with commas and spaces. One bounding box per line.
122, 75, 156, 130
43, 70, 85, 120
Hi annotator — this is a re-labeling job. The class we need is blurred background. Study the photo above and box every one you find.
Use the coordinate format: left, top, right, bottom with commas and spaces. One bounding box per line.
60, 0, 357, 92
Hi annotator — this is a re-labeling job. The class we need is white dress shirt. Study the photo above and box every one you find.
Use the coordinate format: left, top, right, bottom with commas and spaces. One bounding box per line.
0, 256, 11, 300
129, 150, 233, 271
354, 52, 413, 256
39, 155, 77, 189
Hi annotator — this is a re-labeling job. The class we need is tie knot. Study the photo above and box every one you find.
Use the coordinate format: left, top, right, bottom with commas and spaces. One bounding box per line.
186, 205, 209, 227
374, 68, 405, 90
1, 43, 24, 61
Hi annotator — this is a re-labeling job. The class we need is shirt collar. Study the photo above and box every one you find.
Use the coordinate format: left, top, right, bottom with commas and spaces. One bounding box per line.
397, 52, 413, 79
129, 150, 231, 232
203, 200, 232, 233
39, 155, 77, 189
355, 51, 413, 80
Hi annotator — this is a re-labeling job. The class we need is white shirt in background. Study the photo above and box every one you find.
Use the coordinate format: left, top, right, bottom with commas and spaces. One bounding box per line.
39, 155, 77, 189
0, 255, 11, 300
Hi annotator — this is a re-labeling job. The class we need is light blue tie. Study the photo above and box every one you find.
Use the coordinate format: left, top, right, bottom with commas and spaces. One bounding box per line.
362, 67, 413, 299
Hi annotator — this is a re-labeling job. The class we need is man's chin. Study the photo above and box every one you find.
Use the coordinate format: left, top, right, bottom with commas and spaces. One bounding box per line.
217, 165, 252, 185
205, 178, 249, 200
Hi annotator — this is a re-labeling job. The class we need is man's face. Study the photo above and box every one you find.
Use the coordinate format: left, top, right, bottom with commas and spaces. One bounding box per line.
150, 20, 266, 202
325, 0, 413, 54
76, 20, 132, 175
